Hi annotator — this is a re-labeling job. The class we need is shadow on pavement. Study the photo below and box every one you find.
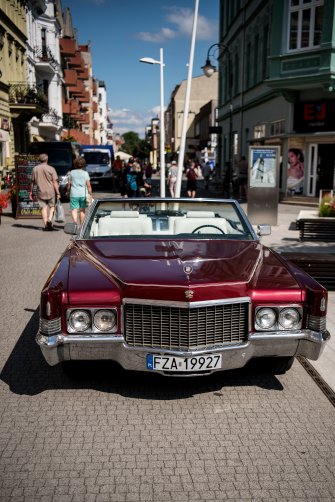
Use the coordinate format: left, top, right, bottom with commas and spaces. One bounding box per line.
0, 308, 284, 398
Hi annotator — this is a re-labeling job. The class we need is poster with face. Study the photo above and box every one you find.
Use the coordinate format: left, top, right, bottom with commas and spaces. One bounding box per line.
287, 148, 304, 194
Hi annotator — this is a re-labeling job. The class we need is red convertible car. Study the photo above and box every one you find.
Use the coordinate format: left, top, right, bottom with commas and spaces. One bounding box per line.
36, 198, 329, 376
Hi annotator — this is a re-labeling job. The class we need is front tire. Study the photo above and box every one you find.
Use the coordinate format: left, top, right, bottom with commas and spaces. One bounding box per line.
250, 356, 295, 375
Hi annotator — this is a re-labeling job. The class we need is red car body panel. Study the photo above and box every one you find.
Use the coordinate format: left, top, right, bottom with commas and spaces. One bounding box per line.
66, 239, 302, 305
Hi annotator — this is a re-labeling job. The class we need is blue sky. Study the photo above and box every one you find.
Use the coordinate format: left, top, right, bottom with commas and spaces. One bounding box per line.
63, 0, 220, 137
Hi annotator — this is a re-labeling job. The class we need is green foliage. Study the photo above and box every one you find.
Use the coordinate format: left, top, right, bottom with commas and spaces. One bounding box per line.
319, 195, 335, 217
122, 131, 141, 155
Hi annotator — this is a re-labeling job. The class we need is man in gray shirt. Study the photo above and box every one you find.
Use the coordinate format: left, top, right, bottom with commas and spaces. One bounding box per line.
30, 153, 60, 230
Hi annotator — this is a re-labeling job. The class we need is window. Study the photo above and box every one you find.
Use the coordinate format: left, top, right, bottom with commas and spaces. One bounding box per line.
270, 120, 286, 136
262, 25, 269, 79
254, 34, 259, 85
41, 28, 46, 51
253, 124, 266, 139
288, 0, 323, 51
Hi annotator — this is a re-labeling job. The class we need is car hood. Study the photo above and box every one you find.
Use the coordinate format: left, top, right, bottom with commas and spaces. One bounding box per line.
67, 239, 302, 303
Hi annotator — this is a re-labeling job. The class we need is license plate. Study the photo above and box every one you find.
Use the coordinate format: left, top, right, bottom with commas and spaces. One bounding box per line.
147, 354, 222, 372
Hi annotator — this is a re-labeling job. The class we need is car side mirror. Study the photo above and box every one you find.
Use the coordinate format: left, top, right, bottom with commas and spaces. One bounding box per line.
257, 224, 271, 236
64, 222, 79, 235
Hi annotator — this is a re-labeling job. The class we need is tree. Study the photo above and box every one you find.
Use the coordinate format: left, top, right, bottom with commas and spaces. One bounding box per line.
134, 139, 151, 161
122, 131, 141, 156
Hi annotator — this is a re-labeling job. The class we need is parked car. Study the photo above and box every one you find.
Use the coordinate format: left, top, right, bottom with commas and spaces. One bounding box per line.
28, 141, 82, 199
36, 198, 330, 376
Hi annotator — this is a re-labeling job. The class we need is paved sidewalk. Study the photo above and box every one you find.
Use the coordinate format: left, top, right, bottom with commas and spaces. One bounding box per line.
241, 201, 335, 392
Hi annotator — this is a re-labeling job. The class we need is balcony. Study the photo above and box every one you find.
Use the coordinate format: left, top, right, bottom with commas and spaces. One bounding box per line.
34, 47, 59, 73
60, 38, 77, 56
39, 109, 62, 131
68, 54, 83, 68
9, 83, 48, 118
63, 69, 77, 87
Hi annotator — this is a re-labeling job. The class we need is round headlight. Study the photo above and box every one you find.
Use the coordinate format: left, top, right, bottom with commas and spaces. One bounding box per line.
93, 309, 116, 332
69, 310, 91, 332
278, 308, 300, 329
255, 308, 276, 330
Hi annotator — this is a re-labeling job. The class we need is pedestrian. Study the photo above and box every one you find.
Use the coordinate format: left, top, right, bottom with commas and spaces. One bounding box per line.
30, 153, 61, 231
236, 155, 248, 200
125, 158, 138, 198
67, 156, 93, 225
145, 162, 153, 184
167, 161, 178, 197
202, 162, 212, 190
186, 161, 198, 197
112, 155, 123, 193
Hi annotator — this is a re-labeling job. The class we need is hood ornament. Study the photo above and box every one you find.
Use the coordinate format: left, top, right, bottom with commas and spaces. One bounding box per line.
183, 265, 194, 299
183, 265, 193, 281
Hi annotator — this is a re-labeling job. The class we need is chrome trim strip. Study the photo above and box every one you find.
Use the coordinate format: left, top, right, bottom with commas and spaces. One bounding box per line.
122, 296, 251, 308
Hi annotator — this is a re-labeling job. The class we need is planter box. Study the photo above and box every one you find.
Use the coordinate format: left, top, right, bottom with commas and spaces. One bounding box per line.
296, 210, 335, 241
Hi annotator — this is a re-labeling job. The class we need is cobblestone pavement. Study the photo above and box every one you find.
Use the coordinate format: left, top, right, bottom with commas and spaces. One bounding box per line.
0, 198, 335, 502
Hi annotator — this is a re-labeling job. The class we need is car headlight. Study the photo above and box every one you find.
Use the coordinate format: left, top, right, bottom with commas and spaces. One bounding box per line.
278, 308, 301, 329
69, 310, 91, 332
93, 309, 117, 332
255, 308, 276, 329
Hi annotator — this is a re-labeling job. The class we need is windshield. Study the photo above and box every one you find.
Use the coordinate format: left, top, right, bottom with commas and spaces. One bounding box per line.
81, 199, 256, 240
83, 152, 110, 165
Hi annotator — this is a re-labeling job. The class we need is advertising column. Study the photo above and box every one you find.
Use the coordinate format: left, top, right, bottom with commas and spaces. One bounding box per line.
247, 146, 280, 226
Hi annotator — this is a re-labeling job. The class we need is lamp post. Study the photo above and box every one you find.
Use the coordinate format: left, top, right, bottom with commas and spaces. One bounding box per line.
139, 48, 165, 197
202, 43, 233, 197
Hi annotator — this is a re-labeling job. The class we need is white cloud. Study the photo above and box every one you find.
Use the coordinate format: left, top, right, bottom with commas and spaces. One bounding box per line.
109, 107, 153, 138
136, 7, 216, 43
137, 27, 175, 43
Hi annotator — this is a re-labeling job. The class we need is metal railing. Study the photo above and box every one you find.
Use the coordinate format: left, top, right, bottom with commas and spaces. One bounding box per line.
34, 47, 59, 71
41, 108, 62, 128
8, 83, 48, 107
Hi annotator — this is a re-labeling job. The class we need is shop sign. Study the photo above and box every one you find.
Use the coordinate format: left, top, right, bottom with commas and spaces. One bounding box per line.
294, 100, 335, 132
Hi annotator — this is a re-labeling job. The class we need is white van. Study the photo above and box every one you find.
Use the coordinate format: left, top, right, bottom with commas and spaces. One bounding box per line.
82, 147, 113, 186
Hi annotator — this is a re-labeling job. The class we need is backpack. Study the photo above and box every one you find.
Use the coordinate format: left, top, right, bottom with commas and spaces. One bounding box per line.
126, 173, 137, 191
187, 168, 197, 181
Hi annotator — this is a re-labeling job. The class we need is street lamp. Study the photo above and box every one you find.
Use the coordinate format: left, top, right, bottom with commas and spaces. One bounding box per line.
202, 43, 233, 197
139, 48, 165, 197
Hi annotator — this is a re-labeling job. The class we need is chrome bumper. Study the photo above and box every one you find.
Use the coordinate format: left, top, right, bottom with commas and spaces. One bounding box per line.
36, 329, 330, 374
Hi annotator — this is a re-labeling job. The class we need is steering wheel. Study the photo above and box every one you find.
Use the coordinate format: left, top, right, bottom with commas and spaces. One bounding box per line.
191, 224, 226, 234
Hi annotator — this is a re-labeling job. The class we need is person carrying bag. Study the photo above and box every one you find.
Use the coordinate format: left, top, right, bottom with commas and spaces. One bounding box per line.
54, 199, 65, 222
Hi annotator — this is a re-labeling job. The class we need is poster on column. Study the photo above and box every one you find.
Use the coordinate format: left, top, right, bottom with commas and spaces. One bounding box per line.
249, 147, 277, 188
14, 154, 41, 218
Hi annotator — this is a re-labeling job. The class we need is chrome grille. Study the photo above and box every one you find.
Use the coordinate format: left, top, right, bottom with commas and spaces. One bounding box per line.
307, 315, 326, 332
124, 301, 249, 350
39, 317, 61, 336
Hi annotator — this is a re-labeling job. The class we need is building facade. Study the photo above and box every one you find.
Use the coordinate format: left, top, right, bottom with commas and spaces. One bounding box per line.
0, 0, 111, 180
218, 0, 335, 198
26, 0, 63, 142
165, 73, 218, 163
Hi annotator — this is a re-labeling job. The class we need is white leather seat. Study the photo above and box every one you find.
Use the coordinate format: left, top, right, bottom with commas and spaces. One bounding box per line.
98, 212, 152, 236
